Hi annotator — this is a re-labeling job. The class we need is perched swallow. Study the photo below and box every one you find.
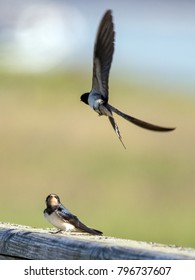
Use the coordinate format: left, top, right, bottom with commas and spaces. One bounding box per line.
81, 10, 175, 148
44, 194, 103, 235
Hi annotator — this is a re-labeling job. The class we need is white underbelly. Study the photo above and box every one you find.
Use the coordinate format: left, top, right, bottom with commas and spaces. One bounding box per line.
88, 92, 102, 110
44, 212, 76, 232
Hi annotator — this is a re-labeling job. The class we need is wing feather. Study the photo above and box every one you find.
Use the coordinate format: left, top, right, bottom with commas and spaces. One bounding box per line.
56, 205, 102, 235
92, 10, 114, 101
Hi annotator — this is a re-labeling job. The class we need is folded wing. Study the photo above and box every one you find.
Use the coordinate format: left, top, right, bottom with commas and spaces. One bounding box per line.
56, 205, 102, 235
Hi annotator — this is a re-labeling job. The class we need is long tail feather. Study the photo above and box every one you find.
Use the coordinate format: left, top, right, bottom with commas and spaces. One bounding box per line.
109, 105, 175, 132
108, 116, 126, 149
78, 220, 103, 235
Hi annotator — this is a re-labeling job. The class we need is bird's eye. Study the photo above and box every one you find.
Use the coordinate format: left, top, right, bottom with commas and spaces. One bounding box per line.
54, 195, 59, 200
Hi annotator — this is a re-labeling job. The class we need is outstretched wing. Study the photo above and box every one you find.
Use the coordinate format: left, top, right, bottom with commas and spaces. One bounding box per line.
92, 10, 114, 101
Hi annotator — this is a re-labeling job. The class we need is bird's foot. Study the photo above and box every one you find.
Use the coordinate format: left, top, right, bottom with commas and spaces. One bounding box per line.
49, 229, 63, 234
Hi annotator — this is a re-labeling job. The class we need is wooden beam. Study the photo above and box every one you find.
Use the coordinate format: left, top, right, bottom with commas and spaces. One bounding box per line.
0, 222, 194, 260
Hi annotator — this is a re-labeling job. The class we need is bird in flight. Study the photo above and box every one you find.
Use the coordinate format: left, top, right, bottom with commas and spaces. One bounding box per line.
44, 193, 103, 235
80, 10, 175, 149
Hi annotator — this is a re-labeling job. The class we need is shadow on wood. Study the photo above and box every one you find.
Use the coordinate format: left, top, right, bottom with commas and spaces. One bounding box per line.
0, 222, 195, 260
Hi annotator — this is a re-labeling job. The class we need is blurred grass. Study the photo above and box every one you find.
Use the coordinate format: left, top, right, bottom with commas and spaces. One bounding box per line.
0, 70, 195, 248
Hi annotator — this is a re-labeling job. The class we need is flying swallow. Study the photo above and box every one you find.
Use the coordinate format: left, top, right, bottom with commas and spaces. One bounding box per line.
80, 10, 175, 149
44, 193, 103, 235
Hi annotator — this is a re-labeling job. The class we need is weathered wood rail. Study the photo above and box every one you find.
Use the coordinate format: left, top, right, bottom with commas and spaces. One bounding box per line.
0, 222, 195, 260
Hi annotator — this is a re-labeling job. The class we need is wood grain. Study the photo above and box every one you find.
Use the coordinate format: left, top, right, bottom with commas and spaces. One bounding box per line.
0, 222, 194, 260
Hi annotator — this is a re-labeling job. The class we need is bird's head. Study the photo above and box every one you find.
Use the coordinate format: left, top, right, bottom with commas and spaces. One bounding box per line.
45, 193, 61, 207
80, 92, 89, 105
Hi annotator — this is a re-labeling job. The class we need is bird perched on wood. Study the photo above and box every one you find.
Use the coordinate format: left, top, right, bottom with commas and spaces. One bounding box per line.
44, 193, 103, 235
80, 10, 175, 149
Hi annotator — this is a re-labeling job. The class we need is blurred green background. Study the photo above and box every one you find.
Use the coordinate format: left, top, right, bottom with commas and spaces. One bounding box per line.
0, 70, 194, 248
0, 0, 195, 249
